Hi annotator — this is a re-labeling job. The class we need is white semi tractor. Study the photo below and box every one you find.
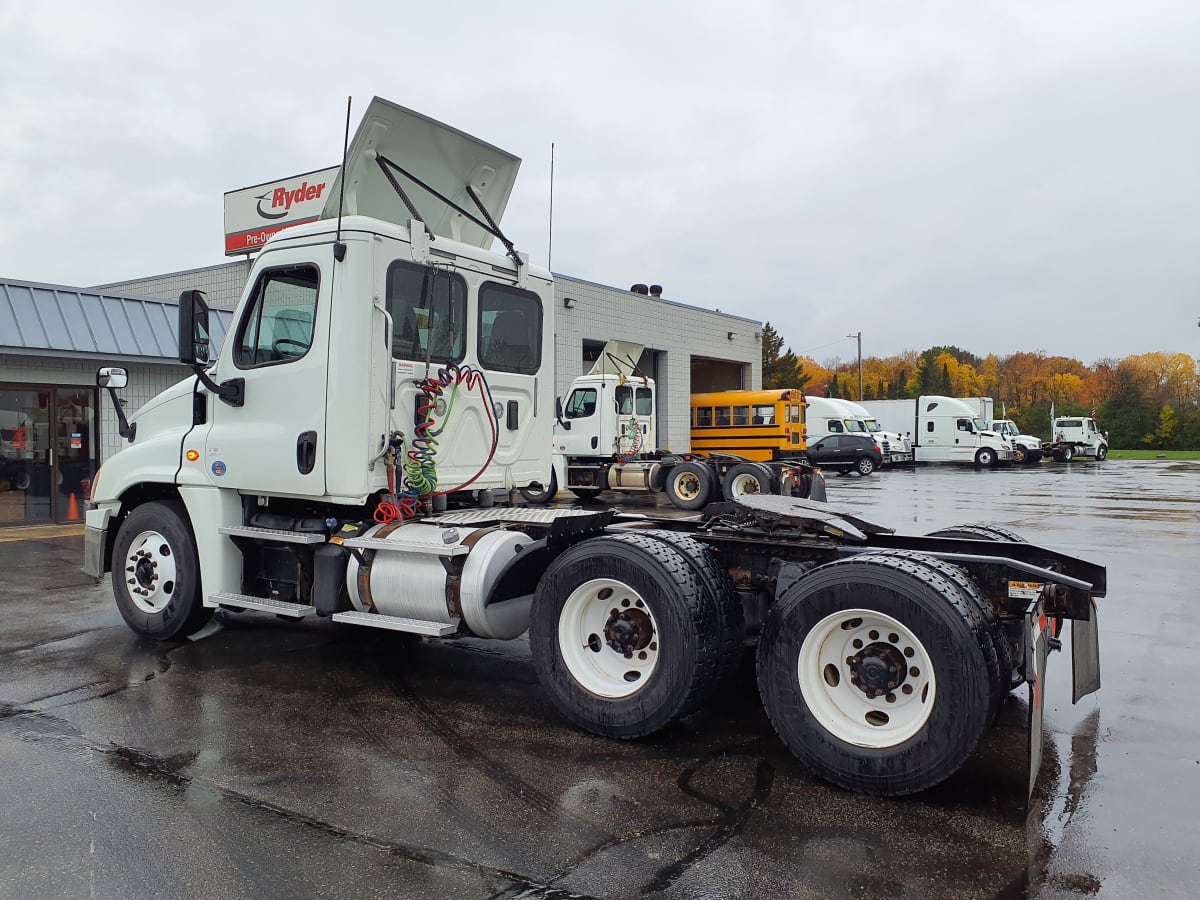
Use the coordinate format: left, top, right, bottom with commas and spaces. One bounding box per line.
521, 341, 823, 509
83, 97, 1104, 797
859, 396, 1012, 466
956, 397, 1044, 464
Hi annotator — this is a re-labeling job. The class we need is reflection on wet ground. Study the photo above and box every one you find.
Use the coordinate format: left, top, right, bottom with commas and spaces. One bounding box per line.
1, 460, 1197, 898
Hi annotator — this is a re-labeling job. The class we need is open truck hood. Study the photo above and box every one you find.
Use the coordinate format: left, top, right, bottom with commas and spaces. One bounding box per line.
587, 341, 646, 378
320, 97, 521, 250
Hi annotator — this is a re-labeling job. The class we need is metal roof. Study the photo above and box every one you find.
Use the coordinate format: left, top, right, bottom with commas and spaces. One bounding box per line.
0, 278, 233, 364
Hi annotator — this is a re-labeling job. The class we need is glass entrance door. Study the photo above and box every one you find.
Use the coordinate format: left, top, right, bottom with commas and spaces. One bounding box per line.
0, 388, 53, 526
0, 385, 98, 526
54, 389, 96, 523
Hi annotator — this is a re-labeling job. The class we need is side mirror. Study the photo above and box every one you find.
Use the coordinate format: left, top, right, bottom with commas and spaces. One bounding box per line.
178, 290, 211, 365
97, 366, 128, 389
555, 396, 570, 430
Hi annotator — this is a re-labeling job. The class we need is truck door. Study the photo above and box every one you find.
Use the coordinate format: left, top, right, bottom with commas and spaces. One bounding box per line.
952, 418, 978, 462
558, 384, 602, 458
201, 256, 329, 496
613, 383, 654, 455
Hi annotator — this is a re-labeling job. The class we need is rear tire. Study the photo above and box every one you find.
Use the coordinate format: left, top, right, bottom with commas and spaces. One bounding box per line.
530, 533, 728, 739
757, 553, 993, 795
722, 462, 777, 499
111, 500, 212, 641
1061, 445, 1074, 462
855, 456, 876, 476
664, 461, 715, 511
569, 486, 604, 501
928, 523, 1027, 543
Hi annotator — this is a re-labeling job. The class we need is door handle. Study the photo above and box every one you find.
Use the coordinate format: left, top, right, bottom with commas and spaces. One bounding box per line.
297, 431, 318, 475
506, 401, 519, 431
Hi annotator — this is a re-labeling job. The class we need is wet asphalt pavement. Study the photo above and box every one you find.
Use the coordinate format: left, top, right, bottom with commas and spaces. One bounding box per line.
1, 459, 1197, 899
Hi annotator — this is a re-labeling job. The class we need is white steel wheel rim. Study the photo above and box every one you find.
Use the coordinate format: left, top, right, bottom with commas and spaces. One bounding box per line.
123, 529, 179, 614
729, 472, 762, 496
559, 578, 660, 699
798, 608, 936, 748
672, 470, 701, 502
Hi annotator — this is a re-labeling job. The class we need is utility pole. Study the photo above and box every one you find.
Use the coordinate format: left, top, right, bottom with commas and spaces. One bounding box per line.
846, 331, 862, 400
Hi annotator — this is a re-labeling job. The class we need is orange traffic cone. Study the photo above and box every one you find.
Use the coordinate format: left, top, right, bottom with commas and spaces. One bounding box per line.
67, 492, 80, 521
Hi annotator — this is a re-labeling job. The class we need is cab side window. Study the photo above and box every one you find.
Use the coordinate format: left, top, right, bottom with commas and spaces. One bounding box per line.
386, 260, 466, 363
479, 283, 542, 374
565, 388, 596, 419
235, 265, 319, 368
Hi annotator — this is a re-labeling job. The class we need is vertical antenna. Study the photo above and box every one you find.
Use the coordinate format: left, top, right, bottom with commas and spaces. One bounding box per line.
547, 141, 555, 271
334, 95, 352, 262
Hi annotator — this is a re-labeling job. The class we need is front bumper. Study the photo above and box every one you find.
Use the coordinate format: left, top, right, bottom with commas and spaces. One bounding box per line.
82, 505, 115, 580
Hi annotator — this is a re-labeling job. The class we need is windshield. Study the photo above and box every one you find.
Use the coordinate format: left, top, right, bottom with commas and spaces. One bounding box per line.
864, 419, 882, 433
844, 419, 867, 433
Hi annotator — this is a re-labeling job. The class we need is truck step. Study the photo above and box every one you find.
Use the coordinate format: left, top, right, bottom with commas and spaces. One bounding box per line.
218, 525, 326, 544
340, 536, 469, 556
206, 592, 315, 618
331, 610, 458, 636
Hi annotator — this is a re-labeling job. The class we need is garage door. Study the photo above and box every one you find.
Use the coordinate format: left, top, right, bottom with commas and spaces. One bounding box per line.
690, 357, 745, 393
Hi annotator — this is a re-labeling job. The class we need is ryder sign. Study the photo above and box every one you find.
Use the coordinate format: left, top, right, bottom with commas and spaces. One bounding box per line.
223, 166, 339, 255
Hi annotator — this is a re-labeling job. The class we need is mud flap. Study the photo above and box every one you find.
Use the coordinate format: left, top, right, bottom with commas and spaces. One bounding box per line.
1026, 598, 1051, 801
1071, 597, 1101, 703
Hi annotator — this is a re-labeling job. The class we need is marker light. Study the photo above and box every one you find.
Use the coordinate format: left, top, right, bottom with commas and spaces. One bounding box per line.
186, 449, 200, 462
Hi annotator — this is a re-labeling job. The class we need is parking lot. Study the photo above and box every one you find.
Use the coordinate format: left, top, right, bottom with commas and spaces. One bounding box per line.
1, 460, 1198, 898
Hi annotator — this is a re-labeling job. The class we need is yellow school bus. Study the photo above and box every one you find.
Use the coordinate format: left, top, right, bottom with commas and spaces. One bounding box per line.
690, 389, 807, 461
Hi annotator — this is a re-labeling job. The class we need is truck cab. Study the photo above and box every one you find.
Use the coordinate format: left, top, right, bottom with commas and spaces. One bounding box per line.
913, 396, 1011, 466
989, 419, 1043, 464
1047, 417, 1109, 461
836, 399, 914, 465
86, 98, 555, 600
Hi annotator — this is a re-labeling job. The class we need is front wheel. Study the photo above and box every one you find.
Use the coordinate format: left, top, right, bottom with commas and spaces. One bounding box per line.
757, 553, 993, 795
111, 500, 211, 641
975, 448, 996, 467
1096, 444, 1108, 461
855, 456, 876, 476
1012, 445, 1027, 464
520, 471, 558, 504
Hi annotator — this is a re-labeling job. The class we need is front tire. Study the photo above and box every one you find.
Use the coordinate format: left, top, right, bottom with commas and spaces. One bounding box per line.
975, 448, 996, 467
757, 553, 993, 795
530, 533, 731, 739
1012, 445, 1027, 464
1096, 444, 1108, 461
111, 500, 211, 641
520, 470, 558, 504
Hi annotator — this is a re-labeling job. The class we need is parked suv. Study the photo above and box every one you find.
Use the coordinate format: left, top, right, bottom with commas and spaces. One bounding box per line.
806, 434, 883, 475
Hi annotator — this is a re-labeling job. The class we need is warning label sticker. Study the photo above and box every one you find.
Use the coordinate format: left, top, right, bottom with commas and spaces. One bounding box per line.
1008, 580, 1044, 600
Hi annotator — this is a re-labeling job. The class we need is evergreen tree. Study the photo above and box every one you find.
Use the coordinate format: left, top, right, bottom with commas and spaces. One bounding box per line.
760, 322, 811, 390
877, 378, 886, 400
940, 362, 952, 394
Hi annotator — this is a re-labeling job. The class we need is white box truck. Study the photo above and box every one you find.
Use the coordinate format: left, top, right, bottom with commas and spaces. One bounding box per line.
81, 97, 1102, 798
859, 397, 1012, 466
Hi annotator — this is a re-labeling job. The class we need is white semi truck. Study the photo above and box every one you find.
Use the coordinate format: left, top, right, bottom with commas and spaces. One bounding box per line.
1043, 416, 1109, 462
859, 396, 1012, 466
956, 397, 1043, 465
522, 342, 823, 509
83, 97, 1104, 797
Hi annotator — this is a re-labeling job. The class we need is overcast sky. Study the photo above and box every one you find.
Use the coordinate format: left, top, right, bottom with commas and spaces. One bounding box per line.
2, 1, 1198, 364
